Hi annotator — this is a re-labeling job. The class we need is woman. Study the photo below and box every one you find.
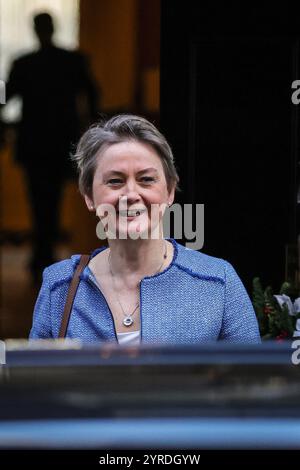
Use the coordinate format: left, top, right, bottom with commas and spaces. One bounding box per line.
30, 114, 260, 344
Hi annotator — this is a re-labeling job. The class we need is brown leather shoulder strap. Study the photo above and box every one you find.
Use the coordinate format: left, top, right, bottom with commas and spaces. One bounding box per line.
58, 254, 90, 338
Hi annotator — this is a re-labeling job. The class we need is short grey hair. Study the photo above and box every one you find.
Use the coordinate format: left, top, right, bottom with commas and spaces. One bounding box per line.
71, 114, 180, 199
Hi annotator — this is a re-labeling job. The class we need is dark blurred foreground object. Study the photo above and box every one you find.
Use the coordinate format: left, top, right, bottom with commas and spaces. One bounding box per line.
1, 341, 300, 449
2, 12, 99, 283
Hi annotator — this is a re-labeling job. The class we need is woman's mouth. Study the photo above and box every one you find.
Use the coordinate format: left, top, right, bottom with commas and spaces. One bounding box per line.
118, 209, 147, 218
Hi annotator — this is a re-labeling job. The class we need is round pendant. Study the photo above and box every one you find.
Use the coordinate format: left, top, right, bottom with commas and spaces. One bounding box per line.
123, 316, 134, 327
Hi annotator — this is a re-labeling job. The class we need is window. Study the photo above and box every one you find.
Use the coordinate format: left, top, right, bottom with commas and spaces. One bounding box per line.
0, 0, 79, 121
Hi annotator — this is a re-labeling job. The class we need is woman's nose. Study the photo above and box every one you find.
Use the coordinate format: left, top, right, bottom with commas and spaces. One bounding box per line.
122, 180, 141, 201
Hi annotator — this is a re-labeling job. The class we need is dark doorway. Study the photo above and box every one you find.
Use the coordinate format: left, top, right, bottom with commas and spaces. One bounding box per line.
160, 2, 300, 293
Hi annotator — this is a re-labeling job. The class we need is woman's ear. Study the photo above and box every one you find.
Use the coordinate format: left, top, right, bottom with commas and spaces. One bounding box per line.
168, 185, 176, 206
84, 194, 95, 212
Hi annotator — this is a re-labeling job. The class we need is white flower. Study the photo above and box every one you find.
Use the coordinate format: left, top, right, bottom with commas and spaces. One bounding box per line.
274, 294, 300, 337
293, 298, 300, 314
274, 294, 295, 315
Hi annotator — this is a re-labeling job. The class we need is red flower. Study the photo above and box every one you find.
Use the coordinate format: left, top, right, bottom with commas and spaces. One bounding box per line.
276, 330, 289, 342
264, 306, 272, 315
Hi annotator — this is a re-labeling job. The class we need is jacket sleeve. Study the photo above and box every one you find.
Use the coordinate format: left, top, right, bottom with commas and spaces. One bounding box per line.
29, 268, 53, 339
220, 261, 261, 343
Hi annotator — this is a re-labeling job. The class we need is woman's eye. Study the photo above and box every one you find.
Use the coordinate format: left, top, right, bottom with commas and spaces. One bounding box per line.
140, 177, 155, 183
107, 179, 123, 184
107, 176, 155, 185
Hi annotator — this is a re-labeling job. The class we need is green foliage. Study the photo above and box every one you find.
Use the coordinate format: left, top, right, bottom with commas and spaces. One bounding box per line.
252, 278, 300, 340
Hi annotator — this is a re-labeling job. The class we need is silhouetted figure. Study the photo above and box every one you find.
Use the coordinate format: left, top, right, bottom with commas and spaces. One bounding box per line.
4, 12, 99, 283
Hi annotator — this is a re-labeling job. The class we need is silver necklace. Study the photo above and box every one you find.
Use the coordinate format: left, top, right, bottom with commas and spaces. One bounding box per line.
108, 240, 168, 327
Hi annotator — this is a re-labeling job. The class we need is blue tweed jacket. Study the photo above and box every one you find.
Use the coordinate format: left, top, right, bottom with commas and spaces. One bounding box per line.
29, 239, 261, 343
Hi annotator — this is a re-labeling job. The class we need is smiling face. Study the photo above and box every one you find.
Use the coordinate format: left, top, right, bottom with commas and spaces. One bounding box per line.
85, 140, 175, 239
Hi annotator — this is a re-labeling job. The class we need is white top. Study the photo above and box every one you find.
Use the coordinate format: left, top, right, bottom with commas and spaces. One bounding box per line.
117, 330, 141, 345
